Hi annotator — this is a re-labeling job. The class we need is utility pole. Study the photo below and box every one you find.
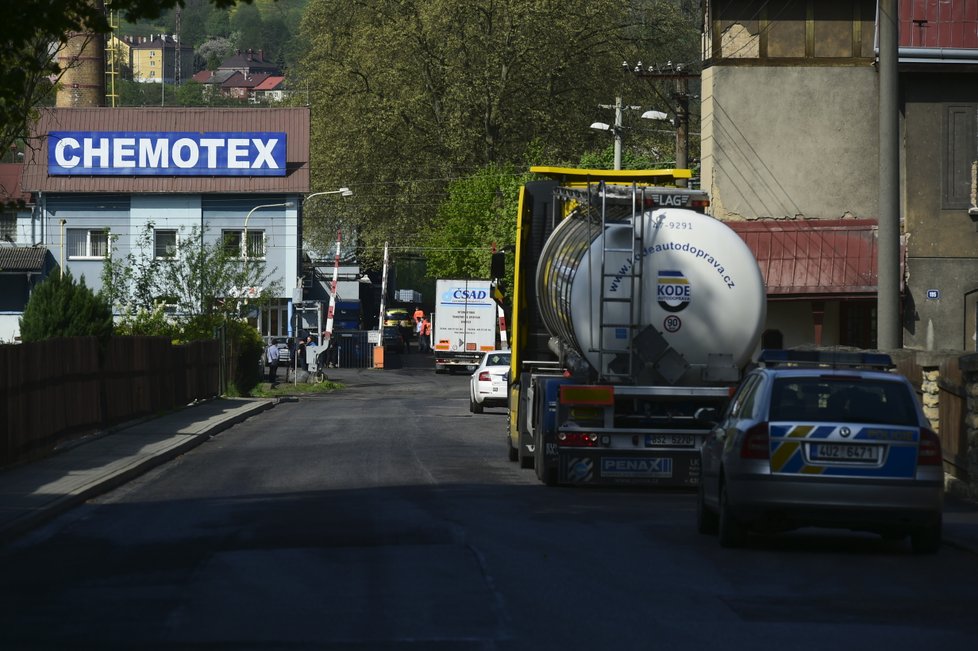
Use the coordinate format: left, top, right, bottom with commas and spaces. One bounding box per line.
627, 62, 699, 187
877, 0, 901, 349
595, 97, 641, 170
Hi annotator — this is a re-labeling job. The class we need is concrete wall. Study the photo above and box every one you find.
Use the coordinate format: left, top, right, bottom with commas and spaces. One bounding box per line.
901, 73, 978, 352
702, 65, 879, 221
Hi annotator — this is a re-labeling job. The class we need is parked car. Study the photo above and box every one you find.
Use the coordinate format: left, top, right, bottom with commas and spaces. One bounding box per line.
382, 326, 405, 354
469, 350, 511, 413
696, 349, 944, 553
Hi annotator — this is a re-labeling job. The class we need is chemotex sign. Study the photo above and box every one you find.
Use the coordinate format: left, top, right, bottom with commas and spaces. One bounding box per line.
48, 131, 287, 177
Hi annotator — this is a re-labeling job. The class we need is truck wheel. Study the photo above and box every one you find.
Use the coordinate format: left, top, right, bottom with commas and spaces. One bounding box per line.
718, 481, 747, 548
534, 428, 557, 486
507, 436, 518, 462
696, 480, 718, 535
518, 437, 534, 470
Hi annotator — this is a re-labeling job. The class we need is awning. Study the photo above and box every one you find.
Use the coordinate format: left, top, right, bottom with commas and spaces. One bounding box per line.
728, 219, 881, 299
0, 246, 48, 273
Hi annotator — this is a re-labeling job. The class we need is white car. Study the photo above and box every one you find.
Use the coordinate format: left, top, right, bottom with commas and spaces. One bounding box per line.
469, 351, 511, 413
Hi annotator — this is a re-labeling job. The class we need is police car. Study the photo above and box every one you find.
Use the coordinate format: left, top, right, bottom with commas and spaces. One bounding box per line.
696, 349, 944, 553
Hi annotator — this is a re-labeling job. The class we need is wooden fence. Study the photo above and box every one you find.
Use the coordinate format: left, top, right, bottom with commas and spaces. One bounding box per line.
0, 336, 220, 467
893, 350, 971, 484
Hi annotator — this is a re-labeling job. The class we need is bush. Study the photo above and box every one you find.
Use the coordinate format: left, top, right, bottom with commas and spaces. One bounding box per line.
19, 271, 113, 343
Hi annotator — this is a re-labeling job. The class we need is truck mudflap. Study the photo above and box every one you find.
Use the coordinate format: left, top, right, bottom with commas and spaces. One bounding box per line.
558, 450, 702, 486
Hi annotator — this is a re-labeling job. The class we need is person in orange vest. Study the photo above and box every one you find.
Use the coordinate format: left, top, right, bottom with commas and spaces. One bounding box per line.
420, 316, 432, 353
413, 306, 425, 323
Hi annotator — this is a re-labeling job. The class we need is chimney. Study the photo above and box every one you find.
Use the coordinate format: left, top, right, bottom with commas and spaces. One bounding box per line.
258, 49, 264, 61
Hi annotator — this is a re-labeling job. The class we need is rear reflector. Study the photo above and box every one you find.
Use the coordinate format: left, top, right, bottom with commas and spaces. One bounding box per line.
917, 428, 942, 466
557, 432, 600, 447
740, 422, 770, 459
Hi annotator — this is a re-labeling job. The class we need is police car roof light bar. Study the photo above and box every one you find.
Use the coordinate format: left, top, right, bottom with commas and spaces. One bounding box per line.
757, 349, 894, 370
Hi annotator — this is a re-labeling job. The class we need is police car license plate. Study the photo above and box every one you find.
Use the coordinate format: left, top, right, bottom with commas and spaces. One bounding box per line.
809, 443, 880, 462
645, 434, 695, 447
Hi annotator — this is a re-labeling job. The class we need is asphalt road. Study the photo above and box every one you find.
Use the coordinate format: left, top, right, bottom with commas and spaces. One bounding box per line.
2, 352, 977, 650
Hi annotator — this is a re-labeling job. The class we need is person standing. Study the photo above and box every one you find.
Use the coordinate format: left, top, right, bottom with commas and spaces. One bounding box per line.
265, 340, 280, 385
420, 316, 432, 353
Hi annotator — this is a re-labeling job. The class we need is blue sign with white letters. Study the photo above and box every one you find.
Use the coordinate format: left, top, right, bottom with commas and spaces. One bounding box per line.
926, 289, 940, 300
48, 131, 287, 176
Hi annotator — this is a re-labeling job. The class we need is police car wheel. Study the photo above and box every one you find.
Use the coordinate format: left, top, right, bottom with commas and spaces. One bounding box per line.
910, 520, 941, 554
696, 481, 719, 535
718, 482, 747, 548
470, 397, 483, 414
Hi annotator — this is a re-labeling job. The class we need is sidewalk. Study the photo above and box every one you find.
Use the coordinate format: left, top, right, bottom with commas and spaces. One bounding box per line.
0, 397, 277, 544
1, 391, 977, 554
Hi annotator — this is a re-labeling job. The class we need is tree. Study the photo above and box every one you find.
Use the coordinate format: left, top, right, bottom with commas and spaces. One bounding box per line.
424, 164, 528, 288
294, 0, 699, 270
19, 270, 114, 343
0, 0, 251, 156
101, 223, 282, 324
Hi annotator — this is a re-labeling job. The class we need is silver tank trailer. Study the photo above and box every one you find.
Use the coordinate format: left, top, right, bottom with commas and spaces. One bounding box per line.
535, 203, 766, 384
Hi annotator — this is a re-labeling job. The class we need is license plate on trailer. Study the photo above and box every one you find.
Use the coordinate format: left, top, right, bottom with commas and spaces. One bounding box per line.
645, 434, 695, 447
809, 443, 881, 462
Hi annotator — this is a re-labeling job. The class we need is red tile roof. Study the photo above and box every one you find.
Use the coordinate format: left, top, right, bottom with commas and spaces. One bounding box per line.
729, 219, 882, 297
253, 76, 286, 91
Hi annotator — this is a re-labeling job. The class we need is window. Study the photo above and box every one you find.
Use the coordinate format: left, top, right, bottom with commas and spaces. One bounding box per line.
66, 228, 109, 258
154, 229, 178, 259
943, 105, 978, 210
223, 229, 265, 258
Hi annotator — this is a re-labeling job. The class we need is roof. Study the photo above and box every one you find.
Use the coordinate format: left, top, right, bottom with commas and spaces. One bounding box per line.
21, 107, 310, 194
728, 219, 881, 298
192, 69, 237, 85
221, 72, 272, 90
0, 163, 30, 206
218, 49, 281, 74
253, 76, 286, 91
0, 246, 47, 272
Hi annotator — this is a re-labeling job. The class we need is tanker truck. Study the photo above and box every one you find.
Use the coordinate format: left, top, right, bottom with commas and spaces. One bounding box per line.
505, 167, 766, 486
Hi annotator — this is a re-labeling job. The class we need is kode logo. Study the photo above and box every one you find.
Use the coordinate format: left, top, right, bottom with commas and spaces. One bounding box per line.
657, 270, 691, 313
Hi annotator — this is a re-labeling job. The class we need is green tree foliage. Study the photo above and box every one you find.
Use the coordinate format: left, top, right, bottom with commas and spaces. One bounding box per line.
424, 164, 529, 289
101, 223, 281, 325
0, 0, 251, 156
19, 271, 114, 343
294, 0, 699, 270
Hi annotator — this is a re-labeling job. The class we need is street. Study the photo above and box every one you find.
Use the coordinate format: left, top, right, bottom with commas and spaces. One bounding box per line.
1, 354, 977, 650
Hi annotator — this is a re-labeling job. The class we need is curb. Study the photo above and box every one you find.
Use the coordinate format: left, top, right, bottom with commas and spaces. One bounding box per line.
0, 399, 277, 544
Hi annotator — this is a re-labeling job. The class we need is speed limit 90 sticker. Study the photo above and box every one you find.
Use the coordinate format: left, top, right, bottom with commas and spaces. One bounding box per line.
663, 315, 682, 333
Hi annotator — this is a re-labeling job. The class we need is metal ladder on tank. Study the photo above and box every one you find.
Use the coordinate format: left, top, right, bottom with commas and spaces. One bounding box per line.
594, 183, 644, 382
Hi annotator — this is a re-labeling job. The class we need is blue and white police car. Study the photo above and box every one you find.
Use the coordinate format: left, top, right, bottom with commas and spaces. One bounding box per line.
697, 349, 944, 553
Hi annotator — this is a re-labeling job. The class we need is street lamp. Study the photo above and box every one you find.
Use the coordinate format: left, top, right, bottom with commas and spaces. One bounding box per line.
243, 201, 294, 259
304, 187, 353, 204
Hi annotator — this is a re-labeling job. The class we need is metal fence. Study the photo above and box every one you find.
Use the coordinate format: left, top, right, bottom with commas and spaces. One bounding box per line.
331, 330, 374, 369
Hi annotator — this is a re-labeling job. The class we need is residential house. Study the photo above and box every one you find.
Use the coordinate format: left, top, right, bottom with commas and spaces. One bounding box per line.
0, 163, 46, 342
700, 0, 978, 352
192, 49, 285, 102
129, 34, 194, 85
